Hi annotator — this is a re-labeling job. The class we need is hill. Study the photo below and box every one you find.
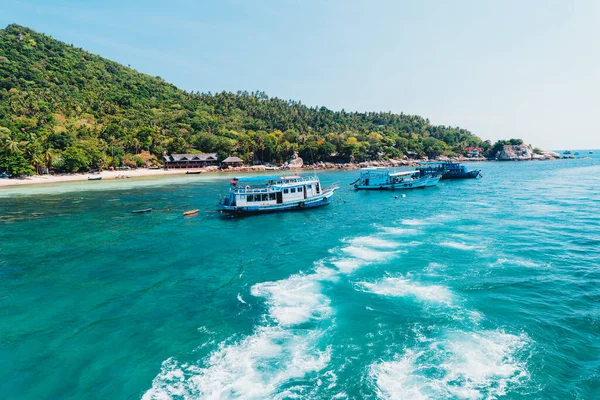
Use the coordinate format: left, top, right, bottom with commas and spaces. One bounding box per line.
1, 24, 501, 175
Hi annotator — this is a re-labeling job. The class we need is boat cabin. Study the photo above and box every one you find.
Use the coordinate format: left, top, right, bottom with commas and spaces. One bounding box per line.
223, 175, 323, 208
357, 168, 419, 186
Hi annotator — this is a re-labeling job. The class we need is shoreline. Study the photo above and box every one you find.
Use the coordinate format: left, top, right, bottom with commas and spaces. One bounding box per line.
0, 157, 564, 188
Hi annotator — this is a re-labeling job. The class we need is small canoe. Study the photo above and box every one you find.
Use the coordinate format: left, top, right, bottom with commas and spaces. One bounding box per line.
132, 208, 152, 214
183, 209, 199, 216
186, 171, 202, 175
88, 177, 102, 181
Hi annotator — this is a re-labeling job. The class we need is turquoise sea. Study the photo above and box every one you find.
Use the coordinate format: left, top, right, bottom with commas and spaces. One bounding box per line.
1, 154, 599, 399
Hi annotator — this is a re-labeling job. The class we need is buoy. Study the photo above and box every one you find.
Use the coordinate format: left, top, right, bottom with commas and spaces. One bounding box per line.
402, 194, 406, 198
183, 209, 199, 216
394, 196, 398, 199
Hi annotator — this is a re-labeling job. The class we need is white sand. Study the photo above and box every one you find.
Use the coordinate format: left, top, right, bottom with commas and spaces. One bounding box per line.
0, 168, 203, 187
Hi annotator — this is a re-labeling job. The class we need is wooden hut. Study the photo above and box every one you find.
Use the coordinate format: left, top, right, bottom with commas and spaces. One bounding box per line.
163, 153, 218, 169
221, 156, 244, 168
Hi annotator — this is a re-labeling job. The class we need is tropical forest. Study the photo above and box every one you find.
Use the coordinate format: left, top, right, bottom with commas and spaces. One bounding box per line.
0, 24, 516, 175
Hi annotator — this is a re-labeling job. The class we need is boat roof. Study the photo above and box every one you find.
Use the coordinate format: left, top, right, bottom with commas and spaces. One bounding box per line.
418, 161, 456, 165
389, 170, 418, 176
233, 175, 304, 183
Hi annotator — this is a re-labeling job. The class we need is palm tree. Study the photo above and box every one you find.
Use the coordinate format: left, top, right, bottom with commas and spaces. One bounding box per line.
130, 138, 140, 154
6, 139, 22, 154
43, 148, 54, 172
32, 154, 44, 175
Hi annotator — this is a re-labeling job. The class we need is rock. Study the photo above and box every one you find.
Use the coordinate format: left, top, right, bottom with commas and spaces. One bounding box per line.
497, 145, 533, 161
539, 150, 560, 159
288, 152, 303, 168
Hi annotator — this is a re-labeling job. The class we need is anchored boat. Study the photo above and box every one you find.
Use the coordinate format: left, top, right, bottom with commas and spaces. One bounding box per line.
352, 168, 440, 190
417, 161, 481, 180
218, 175, 338, 215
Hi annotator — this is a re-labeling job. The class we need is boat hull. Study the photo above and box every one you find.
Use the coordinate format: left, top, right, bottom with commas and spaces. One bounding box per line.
219, 190, 335, 215
354, 175, 433, 190
424, 174, 441, 187
440, 170, 480, 179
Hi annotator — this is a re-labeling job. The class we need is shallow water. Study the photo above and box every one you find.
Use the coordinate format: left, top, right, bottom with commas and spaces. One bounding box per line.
1, 155, 599, 399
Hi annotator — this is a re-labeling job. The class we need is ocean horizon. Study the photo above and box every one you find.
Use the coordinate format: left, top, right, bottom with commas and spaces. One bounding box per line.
1, 156, 599, 399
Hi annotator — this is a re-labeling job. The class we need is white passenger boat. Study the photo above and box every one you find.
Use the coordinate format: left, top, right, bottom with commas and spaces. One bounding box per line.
352, 168, 440, 190
218, 175, 339, 215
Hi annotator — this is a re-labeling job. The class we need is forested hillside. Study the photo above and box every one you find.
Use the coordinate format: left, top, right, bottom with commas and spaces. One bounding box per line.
1, 24, 495, 175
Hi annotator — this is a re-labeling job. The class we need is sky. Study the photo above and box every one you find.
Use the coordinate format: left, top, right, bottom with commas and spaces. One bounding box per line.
1, 0, 599, 149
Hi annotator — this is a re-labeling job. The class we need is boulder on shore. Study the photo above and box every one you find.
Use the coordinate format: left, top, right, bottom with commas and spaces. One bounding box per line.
498, 145, 560, 161
497, 145, 533, 161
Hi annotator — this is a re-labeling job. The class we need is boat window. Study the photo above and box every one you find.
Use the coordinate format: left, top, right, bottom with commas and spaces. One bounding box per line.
298, 187, 303, 192
247, 194, 254, 202
269, 193, 276, 200
291, 188, 296, 193
240, 195, 246, 200
261, 194, 269, 201
284, 189, 289, 194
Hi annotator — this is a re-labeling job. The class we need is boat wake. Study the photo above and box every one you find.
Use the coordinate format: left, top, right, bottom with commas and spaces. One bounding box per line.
144, 229, 403, 399
144, 219, 531, 399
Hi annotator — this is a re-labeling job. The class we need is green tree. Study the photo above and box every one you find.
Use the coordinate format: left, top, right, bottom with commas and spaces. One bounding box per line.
62, 146, 90, 172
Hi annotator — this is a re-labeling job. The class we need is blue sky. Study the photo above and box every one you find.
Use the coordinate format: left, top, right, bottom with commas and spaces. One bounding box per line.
2, 0, 599, 149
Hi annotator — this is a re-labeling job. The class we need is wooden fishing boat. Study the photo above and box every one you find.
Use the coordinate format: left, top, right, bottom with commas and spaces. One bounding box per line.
183, 209, 199, 216
88, 177, 102, 181
417, 162, 481, 180
186, 171, 202, 175
352, 168, 440, 190
219, 175, 338, 215
132, 208, 152, 214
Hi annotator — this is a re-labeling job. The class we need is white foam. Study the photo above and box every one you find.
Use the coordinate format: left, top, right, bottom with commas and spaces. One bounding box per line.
370, 330, 529, 399
192, 328, 330, 399
423, 262, 446, 274
401, 219, 428, 226
356, 277, 453, 305
331, 257, 368, 273
197, 326, 214, 335
251, 273, 331, 326
439, 241, 480, 251
144, 328, 331, 399
400, 214, 453, 227
143, 358, 187, 400
493, 258, 548, 269
237, 293, 247, 304
370, 350, 429, 400
347, 236, 400, 249
341, 245, 398, 262
378, 226, 420, 235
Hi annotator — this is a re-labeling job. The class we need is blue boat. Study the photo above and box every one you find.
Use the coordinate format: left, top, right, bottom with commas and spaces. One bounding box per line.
218, 175, 338, 215
352, 168, 440, 190
417, 161, 481, 180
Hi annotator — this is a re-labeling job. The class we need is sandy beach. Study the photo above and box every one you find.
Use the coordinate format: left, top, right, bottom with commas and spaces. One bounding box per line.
0, 168, 199, 187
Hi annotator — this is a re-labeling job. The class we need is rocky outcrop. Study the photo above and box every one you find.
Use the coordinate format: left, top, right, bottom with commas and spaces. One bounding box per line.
286, 152, 304, 169
537, 150, 560, 159
497, 145, 560, 161
497, 145, 533, 161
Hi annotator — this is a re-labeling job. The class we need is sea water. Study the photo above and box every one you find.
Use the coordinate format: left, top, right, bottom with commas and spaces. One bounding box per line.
0, 155, 599, 399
